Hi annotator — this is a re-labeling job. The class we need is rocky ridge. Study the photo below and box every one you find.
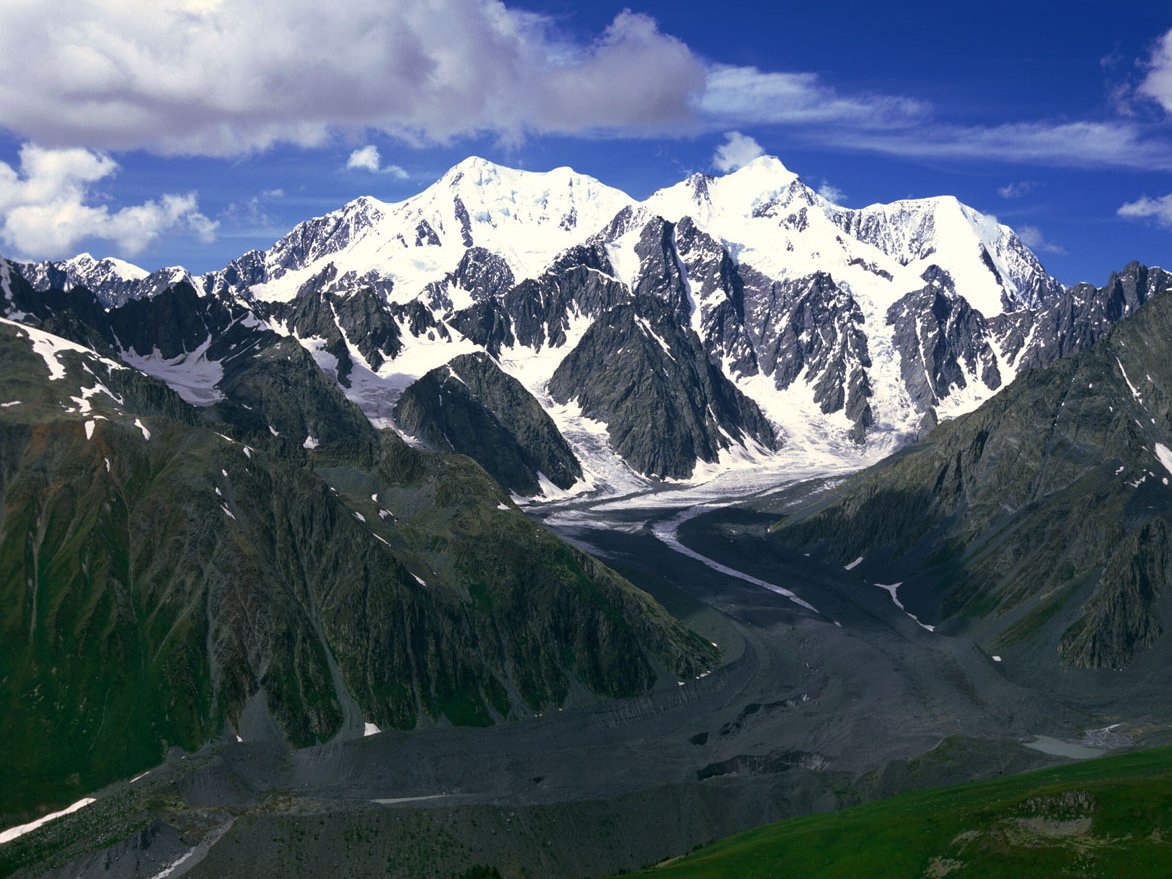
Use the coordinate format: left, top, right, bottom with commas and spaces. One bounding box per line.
5, 156, 1161, 495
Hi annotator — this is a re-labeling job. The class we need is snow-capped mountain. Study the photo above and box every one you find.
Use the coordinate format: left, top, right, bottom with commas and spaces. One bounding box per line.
203, 157, 633, 306
6, 155, 1154, 498
18, 252, 192, 308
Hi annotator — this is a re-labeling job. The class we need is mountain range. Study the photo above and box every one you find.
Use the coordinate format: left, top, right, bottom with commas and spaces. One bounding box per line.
773, 261, 1172, 674
8, 154, 1120, 493
2, 154, 1171, 877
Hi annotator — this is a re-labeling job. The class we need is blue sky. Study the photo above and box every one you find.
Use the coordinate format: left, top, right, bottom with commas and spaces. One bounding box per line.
0, 0, 1170, 286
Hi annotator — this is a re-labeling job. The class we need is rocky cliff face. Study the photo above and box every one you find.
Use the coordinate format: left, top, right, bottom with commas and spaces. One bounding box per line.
395, 352, 582, 495
887, 267, 1002, 420
772, 265, 1172, 671
549, 296, 777, 479
3, 156, 1166, 493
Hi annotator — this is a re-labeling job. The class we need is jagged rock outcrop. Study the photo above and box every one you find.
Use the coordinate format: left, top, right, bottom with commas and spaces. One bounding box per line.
549, 297, 777, 478
774, 266, 1172, 670
887, 267, 1002, 414
743, 271, 874, 441
395, 352, 581, 495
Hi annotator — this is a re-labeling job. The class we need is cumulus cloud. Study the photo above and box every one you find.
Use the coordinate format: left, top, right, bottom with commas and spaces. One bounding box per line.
1016, 224, 1066, 255
0, 0, 706, 155
712, 132, 765, 173
1118, 193, 1172, 228
998, 180, 1037, 199
1139, 28, 1172, 113
0, 1, 1167, 173
346, 145, 409, 178
0, 144, 215, 259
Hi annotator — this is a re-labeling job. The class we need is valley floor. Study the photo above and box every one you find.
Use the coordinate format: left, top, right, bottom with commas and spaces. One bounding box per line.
3, 473, 1167, 879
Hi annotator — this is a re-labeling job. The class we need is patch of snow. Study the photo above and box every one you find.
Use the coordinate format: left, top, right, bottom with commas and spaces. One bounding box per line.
354, 512, 366, 522
634, 316, 676, 361
1, 317, 123, 382
134, 418, 151, 441
1154, 443, 1172, 476
84, 419, 96, 440
650, 504, 820, 614
0, 797, 97, 845
992, 655, 1002, 662
412, 573, 427, 587
844, 556, 864, 571
1117, 358, 1143, 404
496, 502, 510, 510
302, 435, 320, 450
874, 582, 905, 610
873, 581, 935, 631
1, 400, 20, 407
363, 722, 380, 737
121, 337, 224, 405
145, 849, 195, 879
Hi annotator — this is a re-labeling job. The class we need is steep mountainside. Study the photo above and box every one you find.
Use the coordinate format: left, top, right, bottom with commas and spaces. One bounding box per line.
5, 156, 1163, 495
0, 290, 714, 823
772, 264, 1172, 671
394, 351, 582, 495
549, 296, 777, 478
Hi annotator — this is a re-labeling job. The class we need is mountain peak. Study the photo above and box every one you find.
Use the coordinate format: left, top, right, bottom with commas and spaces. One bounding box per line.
728, 154, 793, 177
720, 154, 801, 193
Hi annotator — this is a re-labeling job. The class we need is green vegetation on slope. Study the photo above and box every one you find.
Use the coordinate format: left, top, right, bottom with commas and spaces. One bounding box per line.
632, 746, 1172, 879
0, 320, 715, 823
773, 269, 1172, 670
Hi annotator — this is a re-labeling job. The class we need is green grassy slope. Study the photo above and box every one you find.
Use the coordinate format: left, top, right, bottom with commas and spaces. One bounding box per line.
632, 746, 1172, 878
0, 319, 715, 823
772, 276, 1172, 671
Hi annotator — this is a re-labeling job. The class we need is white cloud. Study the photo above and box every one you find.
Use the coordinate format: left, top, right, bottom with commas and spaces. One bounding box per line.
1118, 193, 1172, 228
712, 132, 765, 173
1139, 28, 1172, 113
1016, 224, 1066, 255
0, 1, 1166, 174
853, 121, 1172, 171
997, 181, 1037, 199
220, 194, 281, 238
0, 144, 216, 259
0, 1, 705, 155
701, 65, 928, 129
817, 181, 847, 204
346, 145, 409, 178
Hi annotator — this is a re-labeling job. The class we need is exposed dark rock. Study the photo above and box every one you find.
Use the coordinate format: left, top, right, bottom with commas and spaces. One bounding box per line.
743, 270, 873, 440
423, 247, 515, 313
549, 296, 777, 478
887, 266, 1002, 414
775, 266, 1172, 670
394, 352, 581, 495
